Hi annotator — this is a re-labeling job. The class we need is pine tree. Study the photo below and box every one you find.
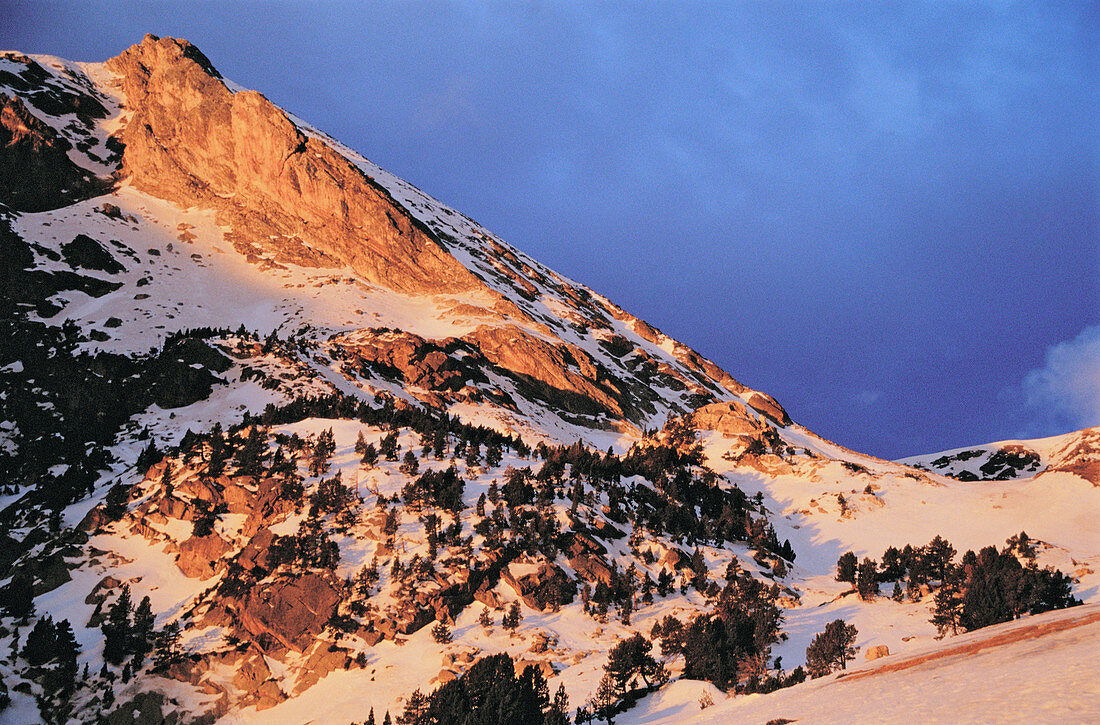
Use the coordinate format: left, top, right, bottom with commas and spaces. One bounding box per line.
400, 450, 419, 476
102, 585, 133, 666
590, 674, 618, 724
128, 596, 155, 668
397, 688, 429, 725
545, 682, 570, 725
431, 621, 452, 644
207, 422, 227, 476
503, 601, 523, 634
152, 621, 183, 671
1, 570, 34, 619
236, 426, 269, 477
160, 461, 174, 494
380, 432, 399, 461
136, 440, 161, 473
361, 442, 378, 468
925, 535, 957, 582
309, 427, 335, 476
805, 619, 858, 677
835, 551, 857, 585
604, 633, 664, 694
856, 557, 878, 600
464, 441, 480, 469
484, 442, 503, 468
479, 607, 493, 628
355, 431, 369, 455
619, 597, 632, 626
930, 582, 963, 636
24, 616, 58, 666
656, 568, 673, 597
881, 545, 904, 581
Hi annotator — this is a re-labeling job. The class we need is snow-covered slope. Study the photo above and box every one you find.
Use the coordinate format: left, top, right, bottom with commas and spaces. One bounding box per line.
0, 36, 1097, 725
626, 603, 1100, 724
902, 426, 1100, 484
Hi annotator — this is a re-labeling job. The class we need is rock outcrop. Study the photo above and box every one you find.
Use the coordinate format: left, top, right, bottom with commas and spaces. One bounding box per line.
689, 401, 762, 438
176, 533, 231, 579
235, 572, 343, 652
501, 559, 575, 612
106, 35, 484, 296
865, 644, 890, 660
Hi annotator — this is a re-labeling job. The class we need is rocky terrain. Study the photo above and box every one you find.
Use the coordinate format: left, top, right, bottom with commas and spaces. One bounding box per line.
0, 36, 1097, 725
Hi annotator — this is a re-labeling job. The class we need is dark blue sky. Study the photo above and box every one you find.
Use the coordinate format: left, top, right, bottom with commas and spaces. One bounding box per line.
3, 1, 1097, 458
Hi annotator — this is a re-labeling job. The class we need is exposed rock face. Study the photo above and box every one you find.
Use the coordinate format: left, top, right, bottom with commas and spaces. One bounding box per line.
746, 392, 791, 426
106, 35, 483, 296
292, 641, 352, 695
465, 325, 621, 417
501, 560, 575, 612
101, 35, 798, 435
176, 533, 231, 579
338, 326, 623, 420
689, 401, 762, 438
564, 532, 614, 586
865, 644, 890, 660
236, 572, 342, 652
104, 690, 189, 725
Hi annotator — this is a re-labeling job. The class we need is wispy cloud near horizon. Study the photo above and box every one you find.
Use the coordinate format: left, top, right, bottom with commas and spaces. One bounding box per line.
1023, 325, 1100, 437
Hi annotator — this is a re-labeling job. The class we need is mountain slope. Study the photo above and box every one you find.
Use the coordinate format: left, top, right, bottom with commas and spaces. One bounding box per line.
902, 426, 1100, 484
0, 36, 1096, 725
627, 603, 1100, 724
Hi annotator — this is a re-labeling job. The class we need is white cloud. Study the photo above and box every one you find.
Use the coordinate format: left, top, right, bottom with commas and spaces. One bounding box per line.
855, 390, 881, 406
1023, 325, 1100, 433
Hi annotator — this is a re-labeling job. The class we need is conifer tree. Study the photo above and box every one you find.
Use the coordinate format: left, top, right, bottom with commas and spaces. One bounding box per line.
136, 440, 161, 473
161, 461, 174, 494
131, 596, 155, 668
604, 633, 664, 694
397, 688, 429, 725
361, 442, 378, 468
380, 432, 399, 461
400, 450, 419, 476
835, 551, 857, 585
484, 442, 502, 468
503, 601, 523, 634
430, 621, 452, 644
1, 570, 34, 619
805, 619, 858, 677
309, 427, 335, 476
931, 582, 963, 635
590, 674, 618, 724
464, 441, 480, 469
102, 586, 133, 666
856, 557, 878, 600
153, 621, 183, 671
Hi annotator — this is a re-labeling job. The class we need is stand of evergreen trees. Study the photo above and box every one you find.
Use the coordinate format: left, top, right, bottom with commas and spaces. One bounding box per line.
834, 532, 1079, 634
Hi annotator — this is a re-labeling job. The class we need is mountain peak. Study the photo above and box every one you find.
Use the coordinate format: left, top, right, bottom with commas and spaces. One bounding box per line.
106, 35, 485, 296
3, 37, 1094, 725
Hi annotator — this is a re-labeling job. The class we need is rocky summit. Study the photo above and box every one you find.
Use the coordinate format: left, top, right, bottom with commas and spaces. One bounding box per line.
0, 36, 1097, 725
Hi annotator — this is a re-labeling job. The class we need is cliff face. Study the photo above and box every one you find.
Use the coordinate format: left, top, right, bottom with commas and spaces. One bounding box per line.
97, 35, 786, 434
107, 35, 482, 295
